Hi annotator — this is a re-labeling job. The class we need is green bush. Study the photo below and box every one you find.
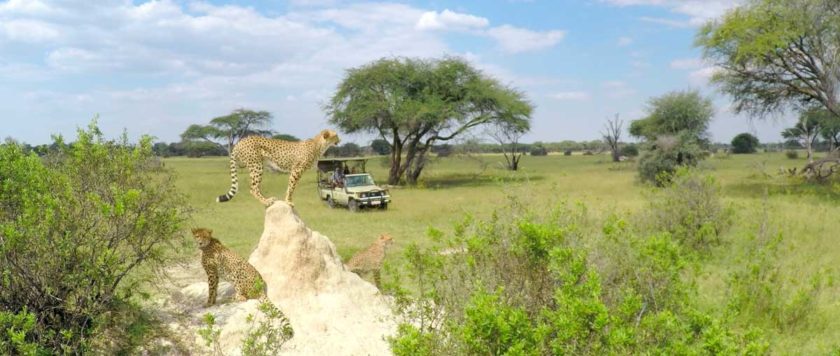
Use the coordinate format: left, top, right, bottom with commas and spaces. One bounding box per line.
637, 136, 705, 186
0, 123, 190, 353
530, 144, 548, 156
620, 143, 639, 157
785, 150, 799, 159
731, 133, 760, 154
644, 168, 731, 251
386, 199, 764, 355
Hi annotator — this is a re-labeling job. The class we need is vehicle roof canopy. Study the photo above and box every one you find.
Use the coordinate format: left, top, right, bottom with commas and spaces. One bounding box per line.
317, 157, 371, 173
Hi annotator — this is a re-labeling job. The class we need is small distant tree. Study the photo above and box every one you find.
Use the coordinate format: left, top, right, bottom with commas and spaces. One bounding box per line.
530, 143, 548, 156
273, 133, 300, 142
181, 109, 274, 153
370, 139, 391, 155
488, 119, 530, 170
631, 90, 714, 185
620, 143, 639, 157
602, 114, 623, 162
782, 110, 821, 162
731, 133, 760, 154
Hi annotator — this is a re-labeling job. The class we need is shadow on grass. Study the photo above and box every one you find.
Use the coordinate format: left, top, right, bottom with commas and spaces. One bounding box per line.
418, 172, 545, 189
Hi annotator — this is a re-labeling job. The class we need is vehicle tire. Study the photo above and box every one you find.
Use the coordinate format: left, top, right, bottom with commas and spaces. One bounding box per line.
327, 196, 336, 209
379, 203, 388, 210
348, 199, 359, 212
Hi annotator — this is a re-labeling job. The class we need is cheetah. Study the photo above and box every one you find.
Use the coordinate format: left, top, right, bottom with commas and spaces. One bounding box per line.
192, 228, 267, 306
216, 129, 340, 207
346, 234, 394, 288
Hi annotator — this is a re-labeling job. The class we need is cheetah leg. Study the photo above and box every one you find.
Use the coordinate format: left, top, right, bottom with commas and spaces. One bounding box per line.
284, 168, 304, 206
233, 283, 248, 302
373, 269, 382, 289
247, 162, 274, 206
206, 272, 219, 307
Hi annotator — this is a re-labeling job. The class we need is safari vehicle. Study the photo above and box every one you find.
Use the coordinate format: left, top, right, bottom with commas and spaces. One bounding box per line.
317, 158, 391, 212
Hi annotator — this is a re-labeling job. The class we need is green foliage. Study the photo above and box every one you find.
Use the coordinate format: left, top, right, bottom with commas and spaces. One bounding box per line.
726, 211, 826, 332
631, 90, 714, 184
326, 56, 533, 185
370, 139, 391, 155
530, 144, 548, 156
697, 0, 840, 118
272, 133, 300, 141
241, 301, 294, 356
785, 150, 799, 159
0, 309, 45, 355
637, 136, 706, 185
181, 108, 274, 153
0, 123, 190, 353
198, 313, 223, 355
732, 133, 760, 154
386, 199, 762, 355
644, 169, 731, 251
620, 143, 639, 157
629, 89, 714, 142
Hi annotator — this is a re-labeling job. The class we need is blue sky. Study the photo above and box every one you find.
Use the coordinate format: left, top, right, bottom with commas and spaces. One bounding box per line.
0, 0, 794, 145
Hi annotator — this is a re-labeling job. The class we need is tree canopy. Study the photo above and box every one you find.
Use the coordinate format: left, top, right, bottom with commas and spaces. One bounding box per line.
326, 57, 532, 185
181, 109, 274, 153
731, 133, 760, 154
697, 0, 840, 118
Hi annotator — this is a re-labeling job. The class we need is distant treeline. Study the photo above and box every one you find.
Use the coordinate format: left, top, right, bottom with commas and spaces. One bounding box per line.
4, 136, 826, 158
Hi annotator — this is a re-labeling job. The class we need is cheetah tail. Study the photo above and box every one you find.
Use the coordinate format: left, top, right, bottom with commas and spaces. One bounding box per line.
216, 150, 239, 203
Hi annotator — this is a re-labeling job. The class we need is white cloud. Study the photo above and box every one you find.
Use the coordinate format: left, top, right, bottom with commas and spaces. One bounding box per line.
416, 9, 489, 31
602, 80, 636, 98
551, 91, 590, 101
669, 58, 703, 69
486, 25, 565, 53
605, 0, 742, 27
1, 19, 60, 42
617, 36, 633, 46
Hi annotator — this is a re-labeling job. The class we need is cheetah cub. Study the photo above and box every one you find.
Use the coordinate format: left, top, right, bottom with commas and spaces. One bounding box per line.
192, 228, 267, 306
346, 234, 394, 288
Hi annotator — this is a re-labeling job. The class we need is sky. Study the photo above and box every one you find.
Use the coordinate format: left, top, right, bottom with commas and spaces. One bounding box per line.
0, 0, 796, 145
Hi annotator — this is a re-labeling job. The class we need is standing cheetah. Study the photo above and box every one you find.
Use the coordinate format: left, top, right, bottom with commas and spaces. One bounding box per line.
216, 129, 340, 207
346, 234, 394, 288
192, 228, 267, 306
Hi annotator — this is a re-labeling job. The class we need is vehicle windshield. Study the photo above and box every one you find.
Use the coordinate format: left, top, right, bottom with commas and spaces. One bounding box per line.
345, 175, 375, 187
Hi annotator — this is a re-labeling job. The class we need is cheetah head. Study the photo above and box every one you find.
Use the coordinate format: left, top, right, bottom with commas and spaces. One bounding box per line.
316, 129, 340, 148
191, 228, 215, 249
378, 234, 394, 247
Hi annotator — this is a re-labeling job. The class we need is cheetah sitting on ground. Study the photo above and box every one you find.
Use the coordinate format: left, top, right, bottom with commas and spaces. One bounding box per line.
346, 234, 394, 288
216, 129, 340, 207
192, 228, 267, 306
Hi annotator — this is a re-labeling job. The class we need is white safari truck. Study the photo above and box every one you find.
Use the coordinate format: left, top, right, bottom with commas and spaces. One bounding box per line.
317, 158, 391, 212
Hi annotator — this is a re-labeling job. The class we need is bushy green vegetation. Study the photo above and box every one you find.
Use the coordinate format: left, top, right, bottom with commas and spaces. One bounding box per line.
732, 133, 760, 154
0, 124, 190, 353
384, 173, 769, 355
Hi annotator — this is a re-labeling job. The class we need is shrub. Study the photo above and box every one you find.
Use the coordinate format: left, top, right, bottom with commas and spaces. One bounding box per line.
731, 133, 760, 154
785, 150, 799, 159
0, 124, 190, 353
644, 168, 731, 251
620, 143, 639, 157
241, 301, 295, 356
530, 144, 548, 156
637, 136, 705, 186
563, 150, 572, 156
386, 199, 763, 355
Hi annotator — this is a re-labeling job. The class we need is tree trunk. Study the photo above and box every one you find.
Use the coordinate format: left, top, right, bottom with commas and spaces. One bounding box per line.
612, 149, 621, 162
806, 137, 814, 163
388, 130, 403, 185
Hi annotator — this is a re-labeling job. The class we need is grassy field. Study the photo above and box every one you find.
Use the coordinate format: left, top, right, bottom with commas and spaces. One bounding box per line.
168, 151, 840, 353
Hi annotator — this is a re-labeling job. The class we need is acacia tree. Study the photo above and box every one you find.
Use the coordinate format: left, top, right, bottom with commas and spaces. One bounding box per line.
782, 111, 822, 162
487, 118, 530, 171
181, 109, 274, 153
631, 90, 714, 185
602, 113, 623, 162
697, 0, 840, 134
326, 57, 533, 185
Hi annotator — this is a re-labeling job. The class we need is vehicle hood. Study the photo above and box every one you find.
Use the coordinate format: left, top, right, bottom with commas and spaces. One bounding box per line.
346, 185, 385, 194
